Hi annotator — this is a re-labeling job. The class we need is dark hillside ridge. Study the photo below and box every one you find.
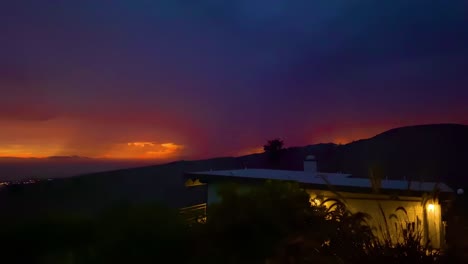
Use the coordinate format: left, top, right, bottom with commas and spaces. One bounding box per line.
0, 124, 466, 216
334, 124, 468, 187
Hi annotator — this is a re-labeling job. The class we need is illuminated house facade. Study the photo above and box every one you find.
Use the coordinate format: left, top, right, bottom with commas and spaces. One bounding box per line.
185, 156, 454, 249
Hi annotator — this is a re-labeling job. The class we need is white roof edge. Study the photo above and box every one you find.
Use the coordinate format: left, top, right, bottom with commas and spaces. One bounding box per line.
187, 169, 454, 193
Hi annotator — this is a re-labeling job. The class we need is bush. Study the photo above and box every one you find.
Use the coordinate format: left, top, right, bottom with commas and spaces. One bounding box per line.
195, 181, 368, 263
196, 181, 448, 264
0, 203, 190, 264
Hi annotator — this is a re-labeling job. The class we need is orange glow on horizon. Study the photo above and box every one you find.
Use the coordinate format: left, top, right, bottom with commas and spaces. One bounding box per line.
0, 144, 61, 158
102, 142, 185, 160
331, 137, 352, 145
127, 142, 156, 147
311, 124, 396, 145
237, 146, 264, 156
0, 142, 185, 160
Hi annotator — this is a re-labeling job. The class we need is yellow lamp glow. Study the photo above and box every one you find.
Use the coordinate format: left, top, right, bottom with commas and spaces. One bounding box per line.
427, 203, 435, 211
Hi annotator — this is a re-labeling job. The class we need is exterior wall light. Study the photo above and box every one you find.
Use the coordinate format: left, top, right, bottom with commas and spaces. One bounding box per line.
427, 203, 435, 211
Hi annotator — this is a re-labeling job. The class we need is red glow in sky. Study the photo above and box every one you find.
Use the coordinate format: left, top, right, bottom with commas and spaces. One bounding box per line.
1, 1, 467, 160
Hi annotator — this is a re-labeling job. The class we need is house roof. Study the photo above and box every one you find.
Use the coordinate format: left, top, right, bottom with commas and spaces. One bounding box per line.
186, 169, 454, 193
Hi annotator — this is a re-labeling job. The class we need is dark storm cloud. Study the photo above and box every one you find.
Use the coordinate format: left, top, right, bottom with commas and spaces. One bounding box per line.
0, 0, 467, 158
0, 64, 59, 121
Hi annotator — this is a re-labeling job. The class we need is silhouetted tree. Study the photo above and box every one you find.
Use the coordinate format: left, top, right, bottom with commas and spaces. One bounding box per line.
263, 138, 284, 153
264, 138, 284, 167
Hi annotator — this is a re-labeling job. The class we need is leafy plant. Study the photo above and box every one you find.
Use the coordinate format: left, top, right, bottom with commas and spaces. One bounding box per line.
359, 204, 441, 264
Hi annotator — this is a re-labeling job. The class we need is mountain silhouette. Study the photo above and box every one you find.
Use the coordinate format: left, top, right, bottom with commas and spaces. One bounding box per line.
233, 124, 468, 189
333, 124, 468, 187
0, 124, 466, 216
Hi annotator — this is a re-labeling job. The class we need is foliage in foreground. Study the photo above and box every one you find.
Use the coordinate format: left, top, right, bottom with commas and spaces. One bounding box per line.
0, 181, 459, 263
0, 204, 189, 264
194, 181, 445, 264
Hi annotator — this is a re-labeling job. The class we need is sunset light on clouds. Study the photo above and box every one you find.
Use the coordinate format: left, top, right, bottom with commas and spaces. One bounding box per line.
1, 1, 467, 160
0, 141, 185, 160
107, 142, 185, 160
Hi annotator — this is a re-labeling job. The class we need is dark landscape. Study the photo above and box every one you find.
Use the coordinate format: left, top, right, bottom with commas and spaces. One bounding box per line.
2, 1, 468, 263
1, 124, 466, 214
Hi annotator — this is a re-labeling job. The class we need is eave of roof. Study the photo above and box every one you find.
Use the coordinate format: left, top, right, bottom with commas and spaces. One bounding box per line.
185, 169, 454, 194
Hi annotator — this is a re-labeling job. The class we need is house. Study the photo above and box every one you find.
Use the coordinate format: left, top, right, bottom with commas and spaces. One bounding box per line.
184, 155, 454, 249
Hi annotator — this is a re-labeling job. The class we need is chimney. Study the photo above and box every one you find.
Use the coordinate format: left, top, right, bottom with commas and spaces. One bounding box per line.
304, 155, 317, 175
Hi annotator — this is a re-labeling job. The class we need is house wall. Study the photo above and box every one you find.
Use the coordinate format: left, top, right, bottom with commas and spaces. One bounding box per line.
204, 183, 443, 248
425, 202, 442, 248
307, 190, 443, 248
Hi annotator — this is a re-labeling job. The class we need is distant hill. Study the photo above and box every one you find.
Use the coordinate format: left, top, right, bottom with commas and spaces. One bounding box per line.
0, 124, 466, 216
252, 124, 468, 188
333, 124, 468, 187
0, 158, 157, 181
0, 158, 241, 217
239, 124, 468, 189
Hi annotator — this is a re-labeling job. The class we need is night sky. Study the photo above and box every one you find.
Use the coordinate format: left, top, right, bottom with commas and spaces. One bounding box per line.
1, 1, 468, 160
